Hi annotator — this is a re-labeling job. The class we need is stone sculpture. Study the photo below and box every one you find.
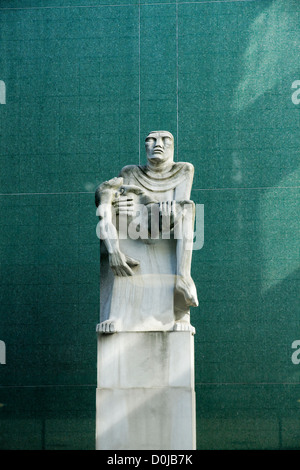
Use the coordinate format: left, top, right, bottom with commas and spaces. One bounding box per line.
95, 131, 198, 333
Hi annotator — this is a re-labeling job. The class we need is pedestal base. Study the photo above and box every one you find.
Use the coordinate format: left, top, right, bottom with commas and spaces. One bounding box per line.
96, 331, 196, 450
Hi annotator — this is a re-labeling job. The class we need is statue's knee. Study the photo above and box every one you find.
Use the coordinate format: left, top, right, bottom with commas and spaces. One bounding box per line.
179, 200, 195, 208
179, 200, 195, 220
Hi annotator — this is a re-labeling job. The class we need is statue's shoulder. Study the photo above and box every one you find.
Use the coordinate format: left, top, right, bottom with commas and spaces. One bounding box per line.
174, 162, 194, 174
118, 165, 138, 177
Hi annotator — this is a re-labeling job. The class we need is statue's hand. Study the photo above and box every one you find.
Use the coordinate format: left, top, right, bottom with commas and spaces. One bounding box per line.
113, 185, 156, 217
159, 200, 177, 228
120, 184, 144, 196
109, 250, 139, 276
113, 195, 135, 216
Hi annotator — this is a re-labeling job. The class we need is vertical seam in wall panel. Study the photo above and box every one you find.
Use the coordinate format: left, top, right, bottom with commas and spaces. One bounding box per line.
176, 0, 179, 162
138, 1, 141, 165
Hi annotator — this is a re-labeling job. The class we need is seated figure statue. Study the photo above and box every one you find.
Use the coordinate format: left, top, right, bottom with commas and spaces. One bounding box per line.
95, 130, 198, 333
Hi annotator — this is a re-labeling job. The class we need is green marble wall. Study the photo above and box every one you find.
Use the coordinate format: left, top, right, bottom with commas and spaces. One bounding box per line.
0, 0, 299, 449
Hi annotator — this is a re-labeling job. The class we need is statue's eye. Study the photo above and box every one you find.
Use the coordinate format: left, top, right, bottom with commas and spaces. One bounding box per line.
146, 138, 155, 145
164, 137, 172, 145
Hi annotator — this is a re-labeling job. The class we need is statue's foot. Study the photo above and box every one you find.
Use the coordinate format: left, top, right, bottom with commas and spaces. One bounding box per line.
96, 320, 117, 334
173, 321, 195, 335
175, 276, 199, 307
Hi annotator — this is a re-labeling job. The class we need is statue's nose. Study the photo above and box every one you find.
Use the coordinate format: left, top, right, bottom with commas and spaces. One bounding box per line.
154, 137, 163, 148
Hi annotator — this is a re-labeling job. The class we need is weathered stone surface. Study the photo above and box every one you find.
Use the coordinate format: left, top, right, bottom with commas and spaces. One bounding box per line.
95, 131, 198, 333
96, 331, 196, 450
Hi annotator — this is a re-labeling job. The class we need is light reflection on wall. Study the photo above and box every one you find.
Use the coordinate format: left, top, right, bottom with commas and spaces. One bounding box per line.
260, 167, 300, 292
232, 0, 300, 293
233, 0, 300, 112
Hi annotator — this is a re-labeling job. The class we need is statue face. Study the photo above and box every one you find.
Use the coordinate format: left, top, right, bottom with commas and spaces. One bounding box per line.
145, 131, 174, 164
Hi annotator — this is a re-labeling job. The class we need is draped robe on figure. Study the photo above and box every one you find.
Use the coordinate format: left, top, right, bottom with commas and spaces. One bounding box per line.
100, 162, 194, 331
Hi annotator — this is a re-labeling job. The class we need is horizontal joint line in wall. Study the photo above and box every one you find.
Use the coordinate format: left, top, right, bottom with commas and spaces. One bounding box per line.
0, 186, 299, 197
0, 0, 273, 12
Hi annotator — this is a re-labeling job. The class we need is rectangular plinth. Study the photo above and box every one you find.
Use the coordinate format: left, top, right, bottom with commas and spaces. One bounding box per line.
96, 331, 196, 450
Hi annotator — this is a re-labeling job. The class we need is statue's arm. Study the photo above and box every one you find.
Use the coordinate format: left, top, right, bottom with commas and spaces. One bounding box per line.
96, 191, 120, 256
95, 183, 139, 276
174, 162, 195, 201
157, 163, 195, 230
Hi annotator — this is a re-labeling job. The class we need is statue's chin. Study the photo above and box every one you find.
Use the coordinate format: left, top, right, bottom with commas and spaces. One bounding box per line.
148, 154, 165, 161
147, 155, 174, 167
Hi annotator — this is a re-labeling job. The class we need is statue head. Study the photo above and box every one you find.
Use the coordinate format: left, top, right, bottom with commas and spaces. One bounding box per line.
145, 131, 174, 167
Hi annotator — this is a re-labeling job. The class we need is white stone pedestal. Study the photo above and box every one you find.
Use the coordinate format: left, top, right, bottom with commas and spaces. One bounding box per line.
96, 331, 196, 450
